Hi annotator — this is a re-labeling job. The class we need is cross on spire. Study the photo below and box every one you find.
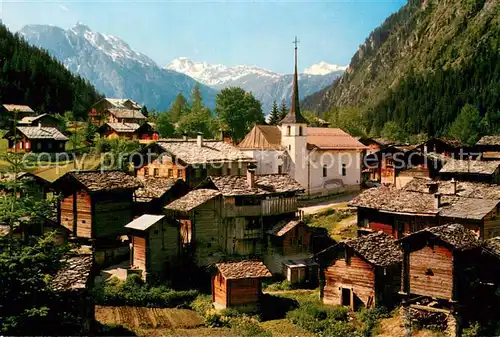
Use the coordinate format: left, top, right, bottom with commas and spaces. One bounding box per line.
293, 36, 300, 50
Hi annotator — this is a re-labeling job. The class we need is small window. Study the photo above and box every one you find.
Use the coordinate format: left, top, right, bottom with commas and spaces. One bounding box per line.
37, 142, 41, 150
82, 220, 86, 224
167, 168, 173, 178
278, 165, 283, 174
345, 247, 352, 265
153, 168, 159, 177
195, 169, 202, 178
20, 142, 24, 149
342, 163, 347, 177
425, 268, 434, 276
227, 167, 231, 176
59, 143, 64, 149
323, 165, 327, 177
177, 169, 183, 178
48, 142, 53, 149
144, 168, 149, 177
299, 126, 303, 136
288, 144, 291, 151
287, 126, 291, 136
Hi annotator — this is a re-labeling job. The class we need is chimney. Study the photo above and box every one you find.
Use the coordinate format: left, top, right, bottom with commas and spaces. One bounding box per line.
38, 122, 42, 129
182, 133, 188, 141
247, 164, 257, 189
434, 192, 442, 209
427, 182, 439, 194
451, 178, 457, 195
197, 132, 203, 147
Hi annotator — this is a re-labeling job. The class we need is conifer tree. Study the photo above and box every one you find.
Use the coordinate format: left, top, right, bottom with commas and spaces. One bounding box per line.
279, 99, 288, 121
168, 93, 189, 123
268, 100, 280, 125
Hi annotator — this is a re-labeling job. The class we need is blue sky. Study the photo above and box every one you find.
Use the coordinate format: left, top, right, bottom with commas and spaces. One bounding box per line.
0, 0, 406, 73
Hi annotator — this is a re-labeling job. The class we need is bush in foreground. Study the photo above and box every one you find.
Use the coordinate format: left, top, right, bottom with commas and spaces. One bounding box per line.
286, 303, 349, 334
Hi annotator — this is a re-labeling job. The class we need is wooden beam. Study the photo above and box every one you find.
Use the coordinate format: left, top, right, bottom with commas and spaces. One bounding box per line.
410, 304, 451, 314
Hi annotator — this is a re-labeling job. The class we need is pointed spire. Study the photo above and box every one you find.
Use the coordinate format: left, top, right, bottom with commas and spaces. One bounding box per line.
280, 36, 308, 125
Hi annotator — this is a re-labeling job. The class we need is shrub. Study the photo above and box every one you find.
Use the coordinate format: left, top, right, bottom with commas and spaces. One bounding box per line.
356, 307, 390, 336
230, 316, 271, 337
286, 303, 349, 334
190, 294, 213, 315
263, 280, 293, 291
204, 309, 232, 328
462, 322, 480, 337
324, 321, 359, 337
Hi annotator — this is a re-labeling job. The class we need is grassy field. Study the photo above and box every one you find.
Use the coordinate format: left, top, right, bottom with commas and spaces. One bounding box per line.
306, 209, 358, 241
34, 155, 101, 181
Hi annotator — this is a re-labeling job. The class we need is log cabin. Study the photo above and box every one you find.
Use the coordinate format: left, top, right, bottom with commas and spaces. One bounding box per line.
3, 126, 68, 153
399, 224, 482, 308
98, 122, 158, 141
265, 219, 316, 285
17, 114, 61, 127
0, 104, 35, 128
134, 178, 188, 215
212, 260, 272, 310
89, 98, 142, 124
125, 214, 179, 282
53, 170, 141, 241
315, 232, 402, 310
350, 186, 500, 239
51, 250, 95, 333
135, 134, 255, 188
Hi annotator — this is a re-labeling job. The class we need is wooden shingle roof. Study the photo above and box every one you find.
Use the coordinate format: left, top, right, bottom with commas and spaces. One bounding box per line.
135, 178, 180, 202
307, 128, 368, 150
477, 135, 500, 146
215, 260, 272, 279
238, 125, 283, 150
209, 174, 304, 196
440, 159, 500, 175
403, 224, 481, 251
164, 189, 220, 212
439, 198, 500, 220
104, 122, 141, 133
64, 170, 142, 192
403, 177, 500, 200
108, 108, 146, 120
13, 126, 68, 140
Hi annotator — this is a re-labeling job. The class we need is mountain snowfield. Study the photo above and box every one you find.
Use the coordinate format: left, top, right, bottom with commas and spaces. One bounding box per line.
19, 23, 344, 113
167, 57, 345, 112
19, 23, 218, 110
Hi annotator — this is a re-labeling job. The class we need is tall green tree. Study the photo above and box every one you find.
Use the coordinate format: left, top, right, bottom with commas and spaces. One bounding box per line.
168, 93, 189, 123
157, 112, 176, 138
140, 105, 149, 117
177, 85, 216, 138
448, 104, 483, 144
279, 99, 288, 121
215, 87, 265, 142
268, 100, 280, 125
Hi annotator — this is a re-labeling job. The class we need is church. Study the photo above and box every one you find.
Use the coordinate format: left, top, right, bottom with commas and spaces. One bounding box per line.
238, 40, 366, 197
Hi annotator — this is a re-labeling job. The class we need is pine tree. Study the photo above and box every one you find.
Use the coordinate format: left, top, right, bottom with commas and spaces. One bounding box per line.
268, 100, 280, 125
279, 99, 288, 121
169, 93, 189, 123
191, 84, 203, 113
141, 105, 149, 117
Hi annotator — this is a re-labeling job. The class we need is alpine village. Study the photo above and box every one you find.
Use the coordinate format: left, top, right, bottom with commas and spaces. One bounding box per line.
1, 0, 500, 336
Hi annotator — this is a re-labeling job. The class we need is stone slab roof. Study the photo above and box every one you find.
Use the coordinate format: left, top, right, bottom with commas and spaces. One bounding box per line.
51, 253, 93, 291
108, 108, 146, 120
105, 122, 141, 133
154, 140, 254, 165
477, 135, 500, 146
18, 113, 58, 125
66, 170, 142, 192
267, 219, 303, 236
215, 260, 272, 279
403, 177, 500, 200
14, 126, 68, 141
135, 178, 180, 202
440, 159, 500, 175
404, 224, 481, 251
2, 104, 34, 113
439, 198, 500, 220
209, 174, 304, 196
164, 189, 220, 212
104, 98, 141, 110
125, 214, 164, 231
484, 237, 500, 257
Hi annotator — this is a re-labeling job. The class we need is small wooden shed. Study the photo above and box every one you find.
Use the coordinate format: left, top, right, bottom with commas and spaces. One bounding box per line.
125, 214, 179, 281
212, 260, 272, 309
315, 231, 402, 310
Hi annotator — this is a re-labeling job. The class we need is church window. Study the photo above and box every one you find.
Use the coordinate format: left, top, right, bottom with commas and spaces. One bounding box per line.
299, 126, 303, 136
287, 126, 291, 136
323, 165, 327, 177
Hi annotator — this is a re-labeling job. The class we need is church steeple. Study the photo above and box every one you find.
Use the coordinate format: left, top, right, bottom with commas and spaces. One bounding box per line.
280, 36, 308, 125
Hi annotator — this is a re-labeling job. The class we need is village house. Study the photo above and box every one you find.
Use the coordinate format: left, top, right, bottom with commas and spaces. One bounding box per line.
3, 126, 68, 153
439, 159, 500, 183
403, 176, 500, 199
17, 113, 60, 127
98, 122, 158, 141
350, 186, 500, 239
51, 249, 95, 333
89, 98, 142, 124
136, 134, 255, 188
315, 232, 402, 310
0, 104, 35, 128
212, 260, 272, 310
476, 135, 500, 160
0, 171, 50, 198
134, 177, 188, 215
125, 214, 179, 282
265, 219, 316, 285
238, 46, 367, 197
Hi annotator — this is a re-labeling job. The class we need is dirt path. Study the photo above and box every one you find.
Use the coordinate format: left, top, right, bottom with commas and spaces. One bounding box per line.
376, 314, 441, 337
95, 306, 204, 330
299, 192, 359, 214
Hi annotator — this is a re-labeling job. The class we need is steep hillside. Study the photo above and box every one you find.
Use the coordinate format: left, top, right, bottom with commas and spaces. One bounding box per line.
303, 0, 500, 136
19, 24, 218, 110
0, 23, 102, 119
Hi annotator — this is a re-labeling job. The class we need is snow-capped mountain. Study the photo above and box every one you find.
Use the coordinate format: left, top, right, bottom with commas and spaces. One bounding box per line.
304, 61, 348, 75
167, 57, 344, 112
19, 23, 217, 110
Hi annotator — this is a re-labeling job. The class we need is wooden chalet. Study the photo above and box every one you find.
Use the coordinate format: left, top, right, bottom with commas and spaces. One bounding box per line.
3, 126, 68, 153
125, 214, 179, 281
53, 170, 141, 240
212, 260, 272, 309
89, 98, 142, 124
265, 219, 316, 284
350, 186, 500, 239
439, 159, 500, 183
134, 178, 188, 215
51, 250, 95, 333
0, 104, 35, 128
98, 122, 158, 141
18, 113, 60, 127
106, 108, 146, 124
136, 135, 255, 188
315, 232, 402, 310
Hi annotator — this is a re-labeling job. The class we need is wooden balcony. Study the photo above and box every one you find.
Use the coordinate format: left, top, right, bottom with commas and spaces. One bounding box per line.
223, 197, 298, 217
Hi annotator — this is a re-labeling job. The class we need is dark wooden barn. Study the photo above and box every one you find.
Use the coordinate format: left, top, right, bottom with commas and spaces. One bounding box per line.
212, 260, 272, 310
315, 232, 402, 310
